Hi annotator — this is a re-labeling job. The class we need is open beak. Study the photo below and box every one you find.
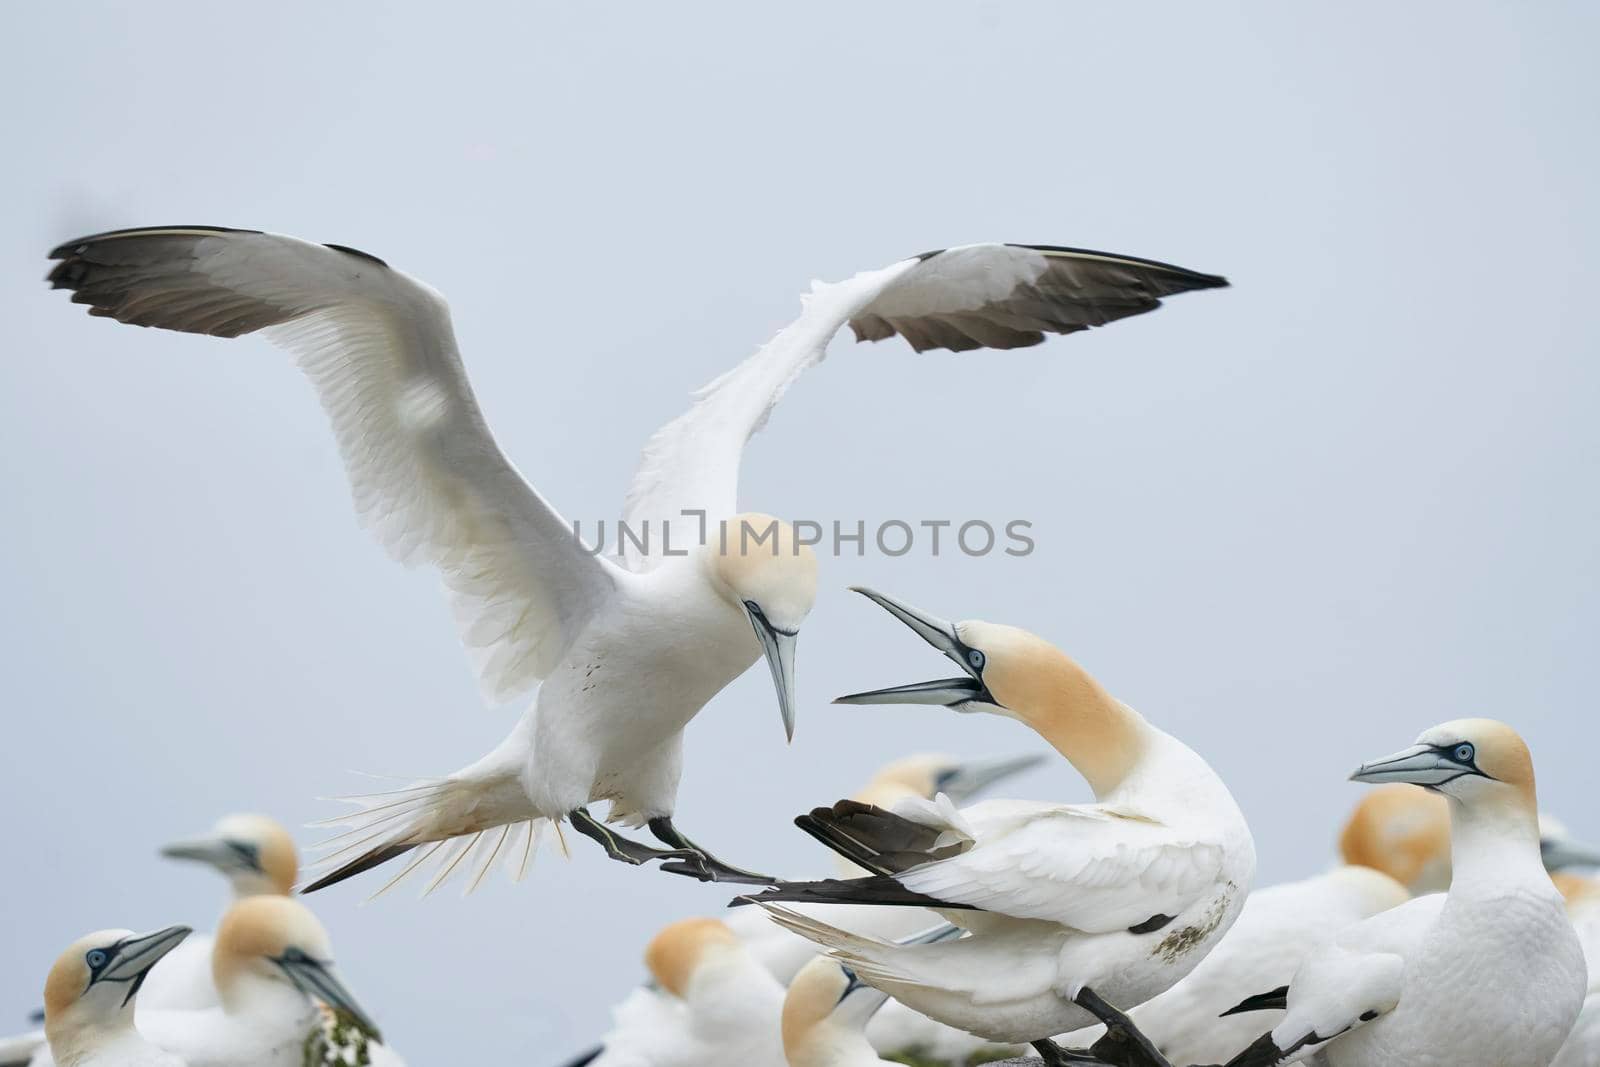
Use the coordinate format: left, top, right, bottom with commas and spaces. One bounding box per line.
1543, 836, 1600, 873
275, 953, 382, 1040
102, 925, 192, 1005
746, 605, 798, 742
939, 753, 1046, 803
833, 587, 995, 708
160, 834, 238, 870
1349, 745, 1462, 787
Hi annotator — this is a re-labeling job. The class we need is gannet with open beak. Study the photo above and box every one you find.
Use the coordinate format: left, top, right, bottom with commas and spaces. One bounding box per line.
47, 228, 1224, 891
135, 815, 298, 1012
558, 754, 1036, 1067
591, 919, 786, 1067
750, 587, 1255, 1067
782, 956, 895, 1067
38, 926, 192, 1067
1212, 720, 1586, 1067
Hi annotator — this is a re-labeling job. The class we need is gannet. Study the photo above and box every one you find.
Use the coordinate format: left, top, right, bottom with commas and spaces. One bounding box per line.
47, 227, 1225, 890
1212, 719, 1586, 1067
1552, 874, 1600, 1067
749, 587, 1255, 1067
1341, 783, 1600, 894
137, 815, 297, 1011
590, 919, 786, 1067
563, 754, 1037, 1067
35, 897, 386, 1067
39, 925, 192, 1067
781, 956, 894, 1067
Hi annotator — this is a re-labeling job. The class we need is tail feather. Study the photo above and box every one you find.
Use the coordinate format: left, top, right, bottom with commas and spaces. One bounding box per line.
1220, 986, 1290, 1017
757, 904, 931, 988
301, 771, 547, 899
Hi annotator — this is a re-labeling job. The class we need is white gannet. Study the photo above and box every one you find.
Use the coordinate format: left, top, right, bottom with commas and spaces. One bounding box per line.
137, 815, 298, 1011
1552, 874, 1600, 1067
1212, 719, 1586, 1067
46, 227, 1226, 890
39, 926, 192, 1067
1340, 783, 1600, 894
566, 755, 1037, 1067
781, 956, 895, 1067
81, 897, 385, 1067
751, 587, 1255, 1067
591, 919, 786, 1067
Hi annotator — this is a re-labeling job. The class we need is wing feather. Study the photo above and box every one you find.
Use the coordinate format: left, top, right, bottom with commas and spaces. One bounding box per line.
48, 227, 619, 702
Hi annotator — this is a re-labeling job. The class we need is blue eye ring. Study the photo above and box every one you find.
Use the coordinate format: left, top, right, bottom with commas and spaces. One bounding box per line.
85, 949, 108, 969
1454, 743, 1475, 763
967, 650, 985, 670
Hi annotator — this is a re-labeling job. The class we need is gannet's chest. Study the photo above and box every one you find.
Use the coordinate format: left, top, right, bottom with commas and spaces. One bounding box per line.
1329, 890, 1586, 1067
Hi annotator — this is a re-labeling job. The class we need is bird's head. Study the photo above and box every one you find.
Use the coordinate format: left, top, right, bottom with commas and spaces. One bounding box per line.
213, 896, 380, 1039
781, 956, 890, 1067
43, 925, 191, 1038
160, 813, 298, 898
643, 918, 744, 1000
1351, 719, 1537, 814
707, 513, 818, 742
857, 752, 1045, 807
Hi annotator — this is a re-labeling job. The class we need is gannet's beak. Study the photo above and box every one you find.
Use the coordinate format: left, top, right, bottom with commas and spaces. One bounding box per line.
745, 604, 798, 742
1543, 836, 1600, 872
834, 964, 891, 1023
938, 754, 1046, 803
101, 925, 192, 1005
1350, 745, 1461, 787
833, 587, 995, 709
274, 951, 381, 1040
161, 833, 254, 872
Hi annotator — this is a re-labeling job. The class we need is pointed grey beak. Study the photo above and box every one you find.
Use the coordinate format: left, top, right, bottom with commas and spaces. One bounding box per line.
160, 834, 241, 871
101, 925, 192, 1005
275, 951, 381, 1040
834, 964, 892, 1025
1350, 744, 1460, 787
746, 603, 798, 742
835, 588, 994, 709
1543, 836, 1600, 873
939, 753, 1047, 803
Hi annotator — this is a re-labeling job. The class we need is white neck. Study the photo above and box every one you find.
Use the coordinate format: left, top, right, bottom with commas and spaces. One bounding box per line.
216, 968, 315, 1028
1448, 795, 1547, 894
47, 1009, 139, 1067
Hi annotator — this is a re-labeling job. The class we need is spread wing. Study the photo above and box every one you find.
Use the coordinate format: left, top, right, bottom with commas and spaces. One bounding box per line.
620, 243, 1226, 569
47, 226, 621, 703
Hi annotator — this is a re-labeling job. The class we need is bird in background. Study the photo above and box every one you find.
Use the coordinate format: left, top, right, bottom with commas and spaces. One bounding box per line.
1055, 784, 1600, 1064
137, 815, 298, 1012
780, 955, 900, 1067
1552, 873, 1600, 1067
562, 753, 1040, 1067
36, 926, 192, 1067
751, 587, 1255, 1067
29, 896, 387, 1067
1209, 720, 1586, 1067
46, 227, 1226, 893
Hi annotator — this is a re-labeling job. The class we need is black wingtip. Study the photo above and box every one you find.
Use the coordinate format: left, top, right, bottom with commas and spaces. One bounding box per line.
300, 844, 413, 894
324, 243, 389, 268
1007, 243, 1230, 290
1220, 985, 1290, 1017
554, 1045, 605, 1067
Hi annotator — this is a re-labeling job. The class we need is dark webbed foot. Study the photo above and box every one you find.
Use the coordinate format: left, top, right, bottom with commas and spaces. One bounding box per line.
1078, 987, 1174, 1067
568, 809, 703, 869
1030, 1039, 1106, 1065
648, 817, 779, 884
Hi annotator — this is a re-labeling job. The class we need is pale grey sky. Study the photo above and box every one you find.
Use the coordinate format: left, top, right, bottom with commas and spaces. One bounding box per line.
3, 2, 1597, 1061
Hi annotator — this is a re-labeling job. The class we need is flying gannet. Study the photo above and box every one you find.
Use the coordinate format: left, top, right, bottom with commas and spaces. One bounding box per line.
749, 587, 1255, 1067
26, 897, 386, 1067
38, 926, 192, 1067
561, 754, 1037, 1067
46, 228, 1226, 890
1211, 719, 1586, 1067
137, 815, 298, 1011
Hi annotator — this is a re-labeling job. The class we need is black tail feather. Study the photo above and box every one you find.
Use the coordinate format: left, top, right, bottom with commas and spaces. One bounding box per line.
1220, 986, 1290, 1017
301, 844, 413, 894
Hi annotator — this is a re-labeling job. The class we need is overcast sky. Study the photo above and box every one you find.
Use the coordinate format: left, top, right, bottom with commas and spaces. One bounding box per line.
3, 2, 1598, 1061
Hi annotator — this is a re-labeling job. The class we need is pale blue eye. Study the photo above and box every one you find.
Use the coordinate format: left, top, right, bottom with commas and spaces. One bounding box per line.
968, 650, 985, 670
86, 949, 108, 969
1454, 743, 1475, 763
